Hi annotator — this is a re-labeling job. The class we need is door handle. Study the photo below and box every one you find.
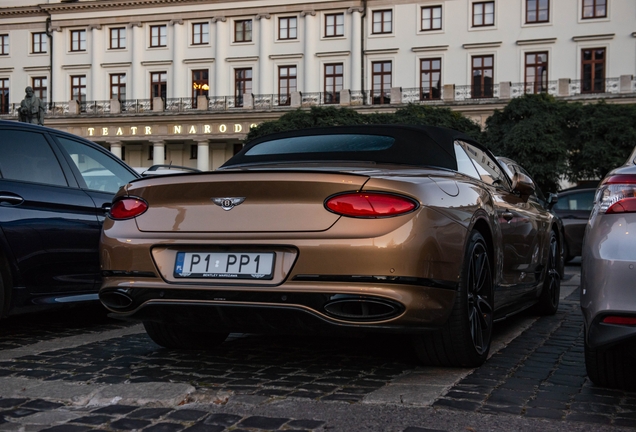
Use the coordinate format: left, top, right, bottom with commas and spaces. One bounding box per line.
101, 203, 112, 213
502, 211, 514, 222
0, 193, 24, 206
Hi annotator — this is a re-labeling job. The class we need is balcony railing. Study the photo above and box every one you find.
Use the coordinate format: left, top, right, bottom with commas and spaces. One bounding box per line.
0, 75, 634, 119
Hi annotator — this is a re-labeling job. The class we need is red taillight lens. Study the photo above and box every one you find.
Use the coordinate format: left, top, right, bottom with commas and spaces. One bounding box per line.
597, 175, 636, 214
602, 316, 636, 326
325, 192, 418, 218
109, 197, 148, 220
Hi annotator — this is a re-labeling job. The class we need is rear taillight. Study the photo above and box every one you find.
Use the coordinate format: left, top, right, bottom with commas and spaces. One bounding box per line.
325, 192, 418, 218
602, 316, 636, 326
109, 197, 148, 220
597, 175, 636, 214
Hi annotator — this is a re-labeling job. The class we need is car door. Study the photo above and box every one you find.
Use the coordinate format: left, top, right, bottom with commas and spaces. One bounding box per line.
554, 189, 595, 258
52, 134, 138, 223
0, 126, 101, 298
459, 142, 544, 301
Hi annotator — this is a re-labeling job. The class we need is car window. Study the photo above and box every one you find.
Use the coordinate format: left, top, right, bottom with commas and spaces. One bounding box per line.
454, 142, 480, 179
457, 141, 507, 188
0, 129, 68, 187
555, 190, 595, 211
56, 137, 136, 193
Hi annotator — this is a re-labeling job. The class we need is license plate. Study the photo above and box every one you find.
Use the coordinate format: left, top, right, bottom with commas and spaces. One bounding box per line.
174, 252, 275, 279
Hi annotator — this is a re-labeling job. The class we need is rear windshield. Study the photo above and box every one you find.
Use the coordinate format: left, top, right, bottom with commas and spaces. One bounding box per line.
245, 134, 395, 155
223, 128, 459, 171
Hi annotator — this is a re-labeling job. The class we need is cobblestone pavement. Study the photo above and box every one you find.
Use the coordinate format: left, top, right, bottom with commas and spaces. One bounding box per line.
0, 264, 635, 431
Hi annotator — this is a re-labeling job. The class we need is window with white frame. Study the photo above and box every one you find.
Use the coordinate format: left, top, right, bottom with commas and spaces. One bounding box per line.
472, 2, 495, 27
150, 25, 167, 47
279, 17, 297, 40
421, 6, 442, 31
372, 10, 392, 34
32, 32, 47, 54
325, 13, 344, 37
70, 30, 86, 52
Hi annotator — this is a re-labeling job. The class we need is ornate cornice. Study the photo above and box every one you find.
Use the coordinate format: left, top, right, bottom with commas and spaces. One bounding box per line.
0, 6, 46, 18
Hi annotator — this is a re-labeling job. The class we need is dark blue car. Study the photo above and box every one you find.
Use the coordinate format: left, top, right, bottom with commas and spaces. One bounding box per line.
0, 120, 138, 317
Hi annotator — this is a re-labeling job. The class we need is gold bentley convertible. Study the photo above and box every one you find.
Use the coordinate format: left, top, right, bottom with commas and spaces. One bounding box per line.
99, 125, 562, 367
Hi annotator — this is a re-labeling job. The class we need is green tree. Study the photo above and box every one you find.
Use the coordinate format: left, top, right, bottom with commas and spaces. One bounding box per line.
245, 106, 367, 141
483, 93, 569, 193
245, 104, 482, 142
565, 101, 636, 182
368, 104, 483, 140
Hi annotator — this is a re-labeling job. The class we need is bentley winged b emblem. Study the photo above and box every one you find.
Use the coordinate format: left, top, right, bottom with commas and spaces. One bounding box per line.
212, 197, 246, 211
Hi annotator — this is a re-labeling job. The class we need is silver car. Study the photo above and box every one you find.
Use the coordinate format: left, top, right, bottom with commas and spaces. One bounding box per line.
581, 146, 636, 390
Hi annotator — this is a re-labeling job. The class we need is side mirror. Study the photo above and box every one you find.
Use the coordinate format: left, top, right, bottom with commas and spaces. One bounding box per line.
546, 193, 558, 211
511, 172, 535, 199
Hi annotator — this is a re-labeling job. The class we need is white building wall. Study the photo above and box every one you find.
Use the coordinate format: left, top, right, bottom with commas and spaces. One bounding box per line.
1, 0, 635, 105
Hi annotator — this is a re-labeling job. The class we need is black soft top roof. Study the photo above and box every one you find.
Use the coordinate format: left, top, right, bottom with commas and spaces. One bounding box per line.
222, 124, 481, 171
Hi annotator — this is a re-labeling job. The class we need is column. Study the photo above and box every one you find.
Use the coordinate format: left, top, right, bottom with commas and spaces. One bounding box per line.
151, 140, 165, 166
197, 140, 210, 171
130, 22, 144, 100
257, 14, 272, 95
89, 24, 103, 101
170, 19, 185, 99
110, 141, 123, 159
348, 7, 363, 92
50, 26, 64, 104
301, 10, 317, 93
213, 17, 227, 97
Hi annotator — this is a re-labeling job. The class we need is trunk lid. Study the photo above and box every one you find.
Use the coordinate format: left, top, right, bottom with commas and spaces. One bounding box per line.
129, 171, 369, 232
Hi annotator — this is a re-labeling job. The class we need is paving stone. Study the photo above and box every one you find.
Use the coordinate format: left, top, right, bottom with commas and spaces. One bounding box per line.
565, 412, 612, 424
70, 415, 114, 425
238, 415, 289, 429
289, 390, 322, 399
569, 401, 617, 414
403, 428, 449, 432
2, 407, 39, 418
110, 417, 153, 430
0, 398, 27, 408
203, 413, 242, 427
91, 405, 138, 415
22, 399, 65, 410
287, 419, 325, 429
524, 407, 564, 420
127, 407, 173, 419
167, 409, 208, 421
39, 425, 93, 432
479, 404, 523, 415
143, 422, 185, 432
614, 417, 636, 427
322, 393, 364, 403
432, 398, 480, 411
182, 423, 224, 432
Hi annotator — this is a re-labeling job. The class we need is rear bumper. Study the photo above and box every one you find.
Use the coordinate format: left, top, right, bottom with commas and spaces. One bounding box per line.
100, 281, 457, 334
581, 213, 636, 349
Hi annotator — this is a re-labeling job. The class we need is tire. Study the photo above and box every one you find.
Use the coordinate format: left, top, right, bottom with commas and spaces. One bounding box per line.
143, 320, 229, 350
532, 230, 560, 316
413, 230, 494, 367
585, 337, 636, 391
0, 269, 5, 319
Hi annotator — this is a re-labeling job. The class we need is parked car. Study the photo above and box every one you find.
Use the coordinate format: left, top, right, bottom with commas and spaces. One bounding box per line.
582, 146, 636, 390
0, 120, 139, 317
99, 125, 562, 367
554, 184, 598, 262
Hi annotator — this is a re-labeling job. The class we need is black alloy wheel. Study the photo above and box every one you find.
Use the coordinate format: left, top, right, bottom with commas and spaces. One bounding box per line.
533, 230, 560, 316
466, 238, 494, 356
413, 230, 494, 367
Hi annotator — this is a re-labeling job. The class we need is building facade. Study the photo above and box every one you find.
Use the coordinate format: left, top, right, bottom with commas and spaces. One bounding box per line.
1, 0, 635, 170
